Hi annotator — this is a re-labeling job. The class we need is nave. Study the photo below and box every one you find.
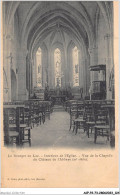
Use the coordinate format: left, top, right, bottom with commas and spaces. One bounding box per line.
2, 1, 115, 149
31, 106, 110, 149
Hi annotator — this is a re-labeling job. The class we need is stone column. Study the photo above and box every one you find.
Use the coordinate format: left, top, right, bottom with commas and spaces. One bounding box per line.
85, 54, 91, 96
93, 47, 98, 81
32, 53, 37, 88
104, 34, 113, 99
79, 56, 84, 90
88, 48, 94, 85
65, 50, 69, 88
48, 50, 53, 88
42, 50, 48, 88
30, 58, 33, 95
18, 47, 28, 100
64, 47, 68, 88
79, 56, 88, 98
4, 34, 13, 101
88, 47, 98, 83
68, 48, 73, 88
61, 51, 66, 89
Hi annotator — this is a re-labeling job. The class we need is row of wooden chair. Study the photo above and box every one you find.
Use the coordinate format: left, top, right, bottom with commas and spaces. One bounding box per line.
3, 106, 31, 147
3, 100, 53, 147
67, 100, 115, 146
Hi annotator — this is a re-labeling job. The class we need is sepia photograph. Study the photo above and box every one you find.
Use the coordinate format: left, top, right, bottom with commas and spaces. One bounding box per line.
1, 1, 119, 191
2, 1, 115, 149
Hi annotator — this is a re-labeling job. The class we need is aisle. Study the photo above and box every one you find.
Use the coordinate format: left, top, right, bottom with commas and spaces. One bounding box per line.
31, 109, 110, 148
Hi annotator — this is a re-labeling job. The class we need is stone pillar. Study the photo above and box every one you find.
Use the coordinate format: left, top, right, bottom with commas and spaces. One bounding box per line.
93, 47, 98, 81
32, 54, 37, 88
68, 48, 73, 88
88, 47, 98, 83
30, 58, 33, 95
79, 57, 84, 90
85, 54, 91, 96
18, 47, 28, 100
4, 34, 13, 101
79, 56, 88, 98
48, 50, 53, 88
65, 49, 70, 88
104, 34, 113, 99
64, 48, 68, 88
61, 51, 66, 89
88, 48, 94, 85
42, 50, 47, 88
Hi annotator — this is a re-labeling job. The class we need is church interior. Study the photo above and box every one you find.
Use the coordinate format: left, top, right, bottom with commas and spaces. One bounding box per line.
2, 1, 115, 148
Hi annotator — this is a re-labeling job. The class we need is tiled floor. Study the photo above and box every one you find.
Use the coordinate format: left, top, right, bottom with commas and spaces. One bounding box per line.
30, 107, 111, 149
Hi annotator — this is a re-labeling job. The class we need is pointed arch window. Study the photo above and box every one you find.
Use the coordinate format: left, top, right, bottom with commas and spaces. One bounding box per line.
73, 46, 79, 87
36, 47, 42, 87
54, 48, 61, 87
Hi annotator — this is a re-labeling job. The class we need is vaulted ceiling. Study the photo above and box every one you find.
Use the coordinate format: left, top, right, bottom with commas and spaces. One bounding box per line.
4, 1, 113, 53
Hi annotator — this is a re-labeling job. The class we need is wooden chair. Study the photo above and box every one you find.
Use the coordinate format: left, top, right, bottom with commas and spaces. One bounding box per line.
84, 101, 95, 138
69, 102, 78, 131
44, 101, 51, 120
29, 101, 40, 127
16, 106, 31, 146
110, 131, 115, 147
4, 108, 19, 146
41, 103, 45, 124
94, 105, 110, 144
24, 106, 32, 128
34, 101, 41, 126
20, 127, 31, 146
73, 102, 85, 135
4, 104, 31, 147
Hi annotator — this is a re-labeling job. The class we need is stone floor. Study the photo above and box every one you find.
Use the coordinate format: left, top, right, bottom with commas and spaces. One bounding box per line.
28, 106, 111, 149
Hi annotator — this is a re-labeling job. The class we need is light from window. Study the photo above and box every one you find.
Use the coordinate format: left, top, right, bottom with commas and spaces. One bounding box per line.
36, 47, 42, 87
73, 46, 79, 87
54, 48, 61, 87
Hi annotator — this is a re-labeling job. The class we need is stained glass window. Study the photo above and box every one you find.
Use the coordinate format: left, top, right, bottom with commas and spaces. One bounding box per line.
36, 47, 42, 87
73, 46, 79, 86
54, 48, 61, 87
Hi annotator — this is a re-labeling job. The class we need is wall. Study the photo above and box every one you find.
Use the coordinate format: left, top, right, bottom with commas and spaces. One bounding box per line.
3, 2, 113, 101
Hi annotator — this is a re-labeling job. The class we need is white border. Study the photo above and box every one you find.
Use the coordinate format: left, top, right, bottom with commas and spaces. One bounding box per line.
0, 0, 119, 194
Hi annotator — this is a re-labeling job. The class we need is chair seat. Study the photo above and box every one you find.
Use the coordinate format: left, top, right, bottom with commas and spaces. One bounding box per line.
111, 131, 115, 136
74, 118, 85, 122
96, 121, 106, 125
9, 131, 19, 137
31, 115, 38, 119
25, 127, 31, 130
86, 121, 95, 125
78, 109, 84, 112
9, 124, 27, 128
20, 124, 27, 128
94, 125, 110, 129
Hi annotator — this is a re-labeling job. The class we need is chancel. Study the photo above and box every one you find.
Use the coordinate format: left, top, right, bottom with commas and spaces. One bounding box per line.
2, 1, 115, 148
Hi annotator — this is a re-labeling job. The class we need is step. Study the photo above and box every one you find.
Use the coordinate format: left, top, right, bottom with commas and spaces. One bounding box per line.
53, 109, 65, 112
53, 106, 65, 112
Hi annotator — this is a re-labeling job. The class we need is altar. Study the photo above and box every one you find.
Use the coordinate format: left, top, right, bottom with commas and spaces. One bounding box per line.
51, 95, 66, 105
